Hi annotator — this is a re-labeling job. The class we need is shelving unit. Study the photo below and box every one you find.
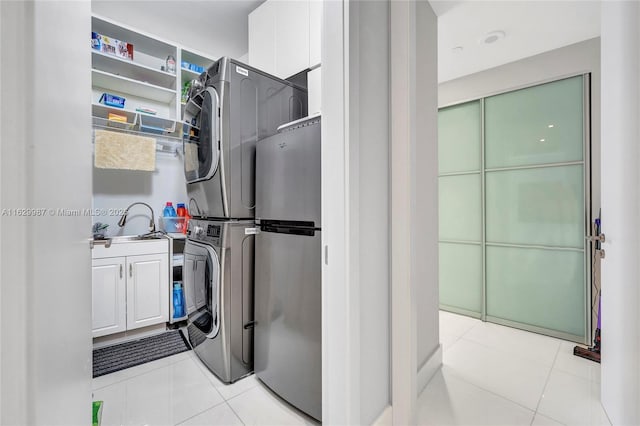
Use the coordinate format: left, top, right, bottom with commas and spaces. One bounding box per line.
91, 14, 217, 132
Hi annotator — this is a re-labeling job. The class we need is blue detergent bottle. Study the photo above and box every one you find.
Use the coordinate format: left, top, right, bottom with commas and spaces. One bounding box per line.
173, 282, 185, 318
163, 202, 177, 232
163, 202, 177, 217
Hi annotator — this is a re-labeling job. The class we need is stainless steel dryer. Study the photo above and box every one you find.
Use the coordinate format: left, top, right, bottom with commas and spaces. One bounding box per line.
183, 57, 308, 219
183, 218, 256, 383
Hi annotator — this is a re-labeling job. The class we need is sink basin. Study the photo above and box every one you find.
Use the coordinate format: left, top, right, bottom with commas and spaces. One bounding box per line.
91, 233, 166, 248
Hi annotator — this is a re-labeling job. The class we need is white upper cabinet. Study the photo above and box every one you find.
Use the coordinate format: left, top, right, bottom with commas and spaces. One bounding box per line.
275, 0, 310, 79
308, 67, 321, 115
309, 0, 322, 69
248, 1, 278, 76
249, 0, 321, 80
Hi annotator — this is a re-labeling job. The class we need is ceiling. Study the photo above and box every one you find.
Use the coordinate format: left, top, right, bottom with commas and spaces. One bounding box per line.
93, 1, 600, 81
431, 1, 601, 82
92, 0, 265, 59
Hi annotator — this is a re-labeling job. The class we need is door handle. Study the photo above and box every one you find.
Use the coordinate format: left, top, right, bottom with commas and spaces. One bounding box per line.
120, 264, 123, 279
586, 233, 606, 243
244, 321, 256, 330
129, 264, 133, 277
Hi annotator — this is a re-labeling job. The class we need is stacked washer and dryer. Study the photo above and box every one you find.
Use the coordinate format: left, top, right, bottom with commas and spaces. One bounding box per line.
181, 58, 307, 384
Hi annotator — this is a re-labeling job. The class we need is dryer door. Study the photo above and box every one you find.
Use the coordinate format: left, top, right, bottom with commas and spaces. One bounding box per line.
184, 240, 221, 340
184, 86, 221, 184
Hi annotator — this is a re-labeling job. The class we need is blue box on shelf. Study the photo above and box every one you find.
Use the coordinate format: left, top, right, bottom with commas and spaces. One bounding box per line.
99, 93, 126, 109
186, 63, 202, 73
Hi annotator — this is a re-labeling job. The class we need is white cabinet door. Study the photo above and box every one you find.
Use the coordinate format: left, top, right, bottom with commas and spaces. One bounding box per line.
308, 66, 321, 115
126, 253, 169, 330
275, 0, 310, 79
309, 0, 322, 68
92, 257, 127, 338
249, 0, 277, 76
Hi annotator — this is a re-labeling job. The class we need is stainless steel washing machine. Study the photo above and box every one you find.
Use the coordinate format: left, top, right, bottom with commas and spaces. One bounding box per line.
183, 57, 308, 219
183, 218, 256, 383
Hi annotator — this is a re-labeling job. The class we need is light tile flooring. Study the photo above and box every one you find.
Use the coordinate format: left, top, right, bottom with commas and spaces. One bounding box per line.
420, 311, 610, 426
92, 349, 318, 426
93, 312, 609, 425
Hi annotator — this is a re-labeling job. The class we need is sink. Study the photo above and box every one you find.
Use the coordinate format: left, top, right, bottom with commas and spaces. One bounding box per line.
91, 233, 166, 248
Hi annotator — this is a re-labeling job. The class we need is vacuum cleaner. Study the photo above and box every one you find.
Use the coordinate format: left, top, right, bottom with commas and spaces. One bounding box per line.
574, 296, 600, 363
574, 215, 603, 363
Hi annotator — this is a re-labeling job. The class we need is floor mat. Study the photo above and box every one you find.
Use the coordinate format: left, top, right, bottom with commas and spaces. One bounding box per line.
93, 330, 191, 378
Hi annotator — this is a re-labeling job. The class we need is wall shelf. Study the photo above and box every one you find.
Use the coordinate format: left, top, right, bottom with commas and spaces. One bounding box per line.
92, 15, 176, 60
92, 103, 181, 139
93, 69, 176, 103
92, 50, 176, 89
181, 67, 200, 80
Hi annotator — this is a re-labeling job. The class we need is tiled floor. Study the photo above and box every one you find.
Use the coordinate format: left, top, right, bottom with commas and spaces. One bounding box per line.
92, 349, 318, 426
93, 312, 609, 425
418, 311, 610, 426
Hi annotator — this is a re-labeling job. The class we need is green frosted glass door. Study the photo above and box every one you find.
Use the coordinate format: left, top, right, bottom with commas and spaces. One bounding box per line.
438, 76, 589, 341
438, 100, 482, 316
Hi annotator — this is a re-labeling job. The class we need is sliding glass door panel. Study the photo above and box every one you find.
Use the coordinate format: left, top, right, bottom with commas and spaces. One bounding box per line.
485, 165, 585, 248
439, 174, 482, 242
486, 245, 585, 337
438, 101, 482, 174
485, 76, 584, 169
439, 243, 482, 314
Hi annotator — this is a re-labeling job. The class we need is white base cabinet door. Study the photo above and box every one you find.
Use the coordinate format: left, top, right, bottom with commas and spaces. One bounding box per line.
126, 254, 169, 330
92, 257, 127, 338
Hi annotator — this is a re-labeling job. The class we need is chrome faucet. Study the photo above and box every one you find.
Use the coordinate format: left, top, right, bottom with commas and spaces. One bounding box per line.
117, 202, 156, 232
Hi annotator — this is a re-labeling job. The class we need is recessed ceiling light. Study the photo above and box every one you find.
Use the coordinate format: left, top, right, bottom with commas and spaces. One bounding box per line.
452, 46, 464, 54
480, 30, 506, 45
539, 138, 546, 142
548, 124, 555, 128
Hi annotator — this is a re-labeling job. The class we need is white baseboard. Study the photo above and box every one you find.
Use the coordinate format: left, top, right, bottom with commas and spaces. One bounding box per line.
417, 344, 442, 394
372, 404, 392, 426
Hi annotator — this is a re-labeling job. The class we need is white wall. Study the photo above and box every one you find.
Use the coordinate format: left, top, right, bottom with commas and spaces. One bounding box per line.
600, 3, 640, 424
93, 153, 188, 236
390, 1, 439, 423
415, 1, 440, 380
322, 0, 404, 423
348, 1, 390, 423
1, 1, 93, 424
321, 1, 353, 422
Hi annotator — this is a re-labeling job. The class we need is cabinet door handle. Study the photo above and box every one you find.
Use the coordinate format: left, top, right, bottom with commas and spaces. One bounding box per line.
120, 264, 123, 279
129, 264, 133, 277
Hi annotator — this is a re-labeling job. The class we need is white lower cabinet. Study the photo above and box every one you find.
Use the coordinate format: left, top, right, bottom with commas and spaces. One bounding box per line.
92, 242, 169, 338
126, 254, 169, 331
92, 257, 127, 337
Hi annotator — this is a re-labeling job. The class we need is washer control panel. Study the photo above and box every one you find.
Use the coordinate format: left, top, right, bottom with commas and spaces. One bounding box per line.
187, 219, 223, 246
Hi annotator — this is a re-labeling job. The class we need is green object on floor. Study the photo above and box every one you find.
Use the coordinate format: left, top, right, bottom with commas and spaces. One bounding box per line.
92, 401, 103, 426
